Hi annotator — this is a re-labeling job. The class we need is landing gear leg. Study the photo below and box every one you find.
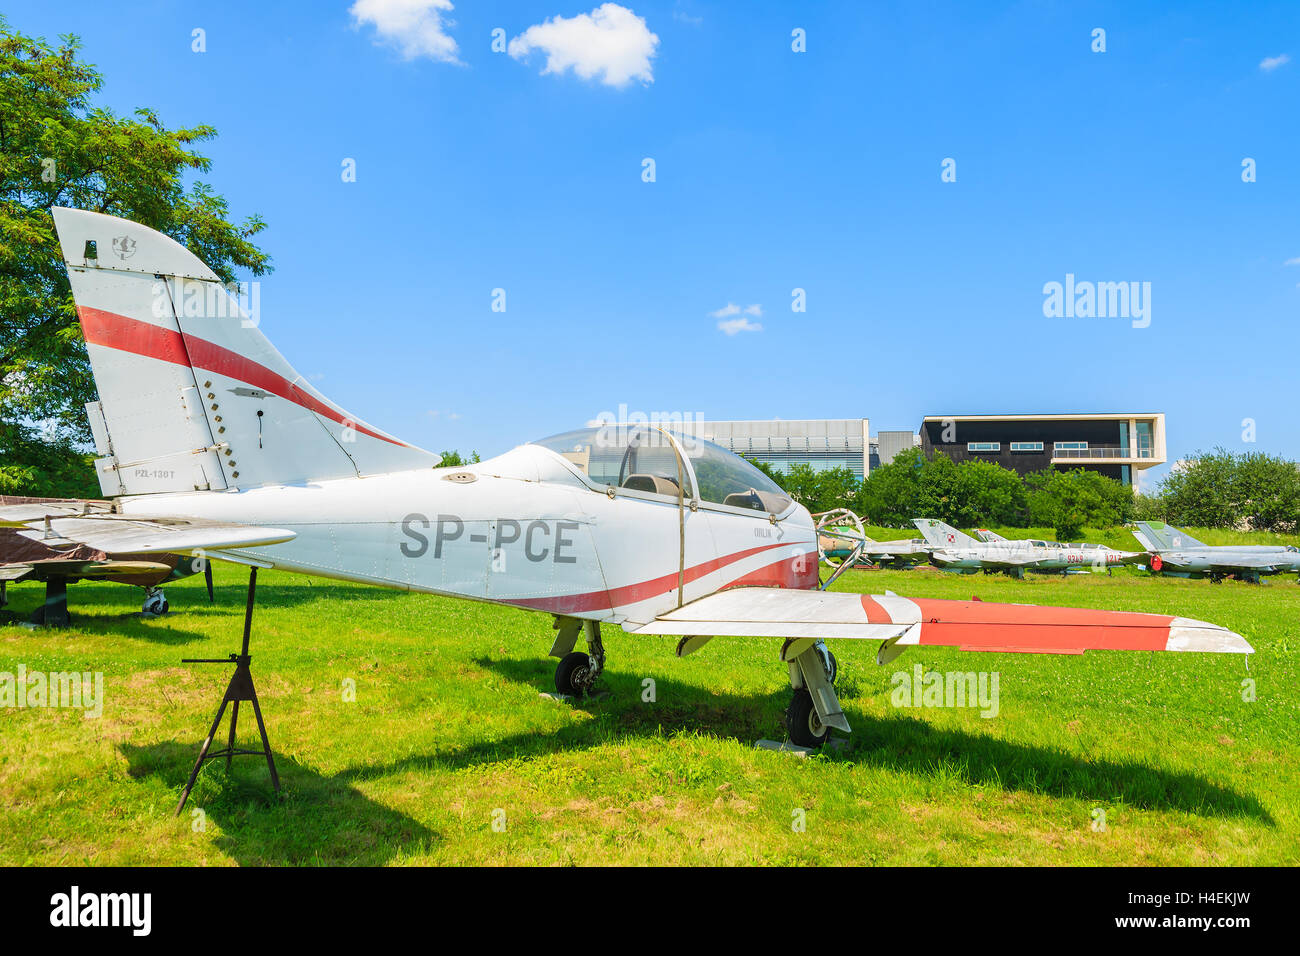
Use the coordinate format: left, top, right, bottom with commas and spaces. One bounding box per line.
782, 639, 849, 748
554, 621, 605, 697
142, 587, 169, 615
32, 579, 70, 627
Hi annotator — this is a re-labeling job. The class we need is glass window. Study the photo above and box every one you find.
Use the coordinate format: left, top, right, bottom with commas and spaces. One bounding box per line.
967, 442, 1000, 452
1055, 441, 1088, 450
1010, 441, 1043, 452
533, 426, 692, 498
1135, 421, 1152, 456
680, 434, 791, 513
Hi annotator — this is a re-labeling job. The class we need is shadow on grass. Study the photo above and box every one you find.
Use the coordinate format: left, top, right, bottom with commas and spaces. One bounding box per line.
336, 655, 1271, 823
120, 742, 439, 865
1, 582, 407, 646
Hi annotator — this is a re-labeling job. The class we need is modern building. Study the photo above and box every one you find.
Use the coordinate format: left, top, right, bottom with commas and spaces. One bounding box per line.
681, 419, 870, 478
871, 430, 921, 469
919, 413, 1166, 487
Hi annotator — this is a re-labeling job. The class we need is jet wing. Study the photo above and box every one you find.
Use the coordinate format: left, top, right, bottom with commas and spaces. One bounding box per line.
630, 587, 1253, 655
1207, 557, 1295, 572
0, 499, 113, 526
12, 515, 295, 555
978, 555, 1042, 569
0, 563, 33, 582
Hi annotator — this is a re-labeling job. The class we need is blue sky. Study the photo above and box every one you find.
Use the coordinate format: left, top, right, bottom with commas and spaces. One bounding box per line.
8, 1, 1300, 484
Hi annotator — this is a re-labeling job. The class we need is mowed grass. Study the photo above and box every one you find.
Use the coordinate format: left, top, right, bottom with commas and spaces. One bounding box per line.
1, 554, 1297, 866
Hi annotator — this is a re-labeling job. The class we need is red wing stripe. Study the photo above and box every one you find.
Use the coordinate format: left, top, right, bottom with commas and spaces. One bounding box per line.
860, 594, 894, 624
911, 598, 1172, 653
512, 543, 796, 614
78, 306, 406, 448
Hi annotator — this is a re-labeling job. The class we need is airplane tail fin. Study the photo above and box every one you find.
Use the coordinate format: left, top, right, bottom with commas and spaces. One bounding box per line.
52, 207, 440, 497
913, 518, 978, 548
1131, 521, 1204, 551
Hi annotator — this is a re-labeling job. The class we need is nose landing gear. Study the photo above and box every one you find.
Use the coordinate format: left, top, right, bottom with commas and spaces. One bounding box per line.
550, 618, 605, 697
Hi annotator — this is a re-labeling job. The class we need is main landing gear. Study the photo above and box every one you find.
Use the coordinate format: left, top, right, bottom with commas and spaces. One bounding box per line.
549, 618, 605, 697
784, 639, 845, 748
142, 587, 169, 615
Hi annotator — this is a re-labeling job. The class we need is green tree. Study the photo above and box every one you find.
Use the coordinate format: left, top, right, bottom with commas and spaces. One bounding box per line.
950, 459, 1028, 527
1025, 468, 1132, 541
1234, 451, 1300, 532
1159, 448, 1300, 532
0, 20, 270, 497
437, 450, 481, 467
858, 447, 926, 526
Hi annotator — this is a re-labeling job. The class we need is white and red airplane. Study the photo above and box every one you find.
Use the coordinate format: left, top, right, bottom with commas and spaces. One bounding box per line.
1, 208, 1252, 747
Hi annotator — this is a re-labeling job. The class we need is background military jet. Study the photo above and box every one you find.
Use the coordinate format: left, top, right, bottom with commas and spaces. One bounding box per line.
973, 528, 1143, 572
1130, 521, 1300, 583
0, 496, 212, 625
915, 519, 1144, 578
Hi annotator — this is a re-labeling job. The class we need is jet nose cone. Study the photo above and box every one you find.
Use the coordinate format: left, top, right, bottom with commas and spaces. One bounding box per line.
1167, 617, 1254, 654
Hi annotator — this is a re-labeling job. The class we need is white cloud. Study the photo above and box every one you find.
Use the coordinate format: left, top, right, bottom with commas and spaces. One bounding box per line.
709, 302, 762, 319
1260, 53, 1290, 72
350, 0, 461, 63
1284, 257, 1300, 266
718, 317, 762, 335
508, 4, 659, 88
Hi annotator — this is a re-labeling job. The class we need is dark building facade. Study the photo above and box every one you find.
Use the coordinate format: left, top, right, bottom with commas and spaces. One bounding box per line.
919, 414, 1165, 487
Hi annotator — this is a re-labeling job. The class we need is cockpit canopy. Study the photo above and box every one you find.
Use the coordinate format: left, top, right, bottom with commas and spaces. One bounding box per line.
532, 426, 793, 514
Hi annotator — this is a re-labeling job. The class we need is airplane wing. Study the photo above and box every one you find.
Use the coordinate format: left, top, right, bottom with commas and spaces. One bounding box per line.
1207, 557, 1296, 572
630, 587, 1253, 656
10, 515, 295, 555
977, 555, 1043, 569
0, 499, 113, 526
0, 563, 32, 581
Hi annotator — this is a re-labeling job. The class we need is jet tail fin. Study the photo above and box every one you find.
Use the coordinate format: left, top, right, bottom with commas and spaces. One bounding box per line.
52, 207, 440, 497
1132, 521, 1205, 551
913, 518, 979, 548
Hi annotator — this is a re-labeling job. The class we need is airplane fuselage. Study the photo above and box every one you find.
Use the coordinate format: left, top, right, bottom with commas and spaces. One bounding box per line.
118, 444, 821, 627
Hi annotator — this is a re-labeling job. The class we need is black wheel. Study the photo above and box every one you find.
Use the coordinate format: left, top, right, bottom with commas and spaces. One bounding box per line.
785, 688, 829, 748
825, 651, 838, 685
554, 651, 593, 697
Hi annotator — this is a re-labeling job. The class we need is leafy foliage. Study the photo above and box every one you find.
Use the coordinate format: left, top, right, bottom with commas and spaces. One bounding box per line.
437, 450, 481, 467
0, 19, 270, 496
1159, 448, 1300, 533
1024, 468, 1134, 541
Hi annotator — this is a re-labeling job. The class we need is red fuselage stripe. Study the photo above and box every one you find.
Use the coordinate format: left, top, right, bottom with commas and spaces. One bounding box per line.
78, 306, 406, 447
511, 542, 804, 614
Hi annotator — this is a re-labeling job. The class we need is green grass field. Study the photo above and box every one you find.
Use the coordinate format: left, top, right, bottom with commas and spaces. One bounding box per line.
1, 537, 1297, 866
